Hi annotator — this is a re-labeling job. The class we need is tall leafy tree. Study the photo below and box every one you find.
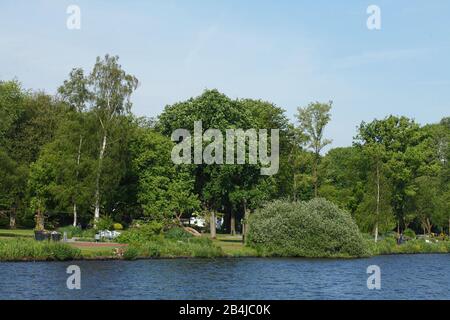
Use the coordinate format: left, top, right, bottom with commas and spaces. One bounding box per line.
58, 68, 90, 226
89, 55, 138, 222
296, 101, 332, 197
130, 127, 199, 222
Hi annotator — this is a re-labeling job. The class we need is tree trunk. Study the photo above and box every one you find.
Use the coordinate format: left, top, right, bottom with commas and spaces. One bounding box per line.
426, 218, 432, 235
73, 203, 78, 227
94, 134, 107, 223
243, 207, 250, 244
374, 163, 380, 242
210, 211, 216, 239
9, 208, 16, 229
73, 135, 82, 227
230, 212, 236, 236
35, 208, 44, 231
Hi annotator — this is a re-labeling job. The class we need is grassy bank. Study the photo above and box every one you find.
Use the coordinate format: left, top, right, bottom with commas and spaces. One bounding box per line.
1, 229, 449, 261
0, 238, 81, 261
367, 237, 450, 255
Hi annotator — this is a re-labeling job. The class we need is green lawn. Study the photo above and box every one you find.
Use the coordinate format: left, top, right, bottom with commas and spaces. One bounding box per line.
0, 228, 34, 238
206, 233, 258, 256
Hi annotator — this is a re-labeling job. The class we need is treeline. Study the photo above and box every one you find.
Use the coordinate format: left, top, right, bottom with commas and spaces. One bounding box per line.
0, 55, 449, 238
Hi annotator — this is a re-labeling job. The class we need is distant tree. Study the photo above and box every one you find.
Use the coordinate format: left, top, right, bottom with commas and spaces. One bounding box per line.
296, 102, 332, 197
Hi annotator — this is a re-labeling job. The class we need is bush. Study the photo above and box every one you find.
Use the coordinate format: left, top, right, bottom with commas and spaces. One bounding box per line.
94, 216, 114, 230
123, 247, 139, 260
403, 228, 416, 239
247, 198, 368, 258
140, 221, 163, 235
58, 226, 95, 239
117, 221, 163, 244
58, 226, 83, 238
164, 227, 193, 241
113, 223, 123, 230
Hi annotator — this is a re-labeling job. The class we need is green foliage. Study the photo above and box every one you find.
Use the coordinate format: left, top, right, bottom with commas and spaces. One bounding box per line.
0, 238, 81, 261
403, 228, 416, 239
2, 57, 450, 245
131, 128, 200, 221
58, 226, 83, 238
113, 223, 123, 230
164, 227, 193, 241
368, 237, 450, 255
94, 216, 114, 230
116, 221, 163, 244
247, 198, 368, 257
123, 247, 139, 260
129, 236, 222, 258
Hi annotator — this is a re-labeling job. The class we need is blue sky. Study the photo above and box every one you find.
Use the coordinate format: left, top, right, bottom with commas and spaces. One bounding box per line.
1, 0, 449, 149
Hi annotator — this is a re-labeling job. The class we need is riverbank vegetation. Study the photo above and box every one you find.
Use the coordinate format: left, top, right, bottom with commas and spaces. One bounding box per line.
0, 54, 449, 260
0, 238, 81, 261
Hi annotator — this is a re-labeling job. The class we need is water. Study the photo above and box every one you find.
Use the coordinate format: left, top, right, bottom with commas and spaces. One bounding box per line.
0, 254, 449, 299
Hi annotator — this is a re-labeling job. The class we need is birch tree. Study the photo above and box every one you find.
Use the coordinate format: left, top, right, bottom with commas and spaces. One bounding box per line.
58, 68, 89, 226
88, 55, 138, 222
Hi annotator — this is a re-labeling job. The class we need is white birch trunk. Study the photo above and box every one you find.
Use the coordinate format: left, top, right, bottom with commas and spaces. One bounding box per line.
94, 134, 107, 222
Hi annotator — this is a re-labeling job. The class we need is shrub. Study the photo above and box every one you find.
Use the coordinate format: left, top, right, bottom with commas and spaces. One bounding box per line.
117, 221, 163, 244
164, 227, 193, 241
247, 198, 368, 258
123, 247, 139, 260
140, 221, 163, 235
403, 228, 416, 239
113, 223, 123, 230
58, 226, 83, 238
94, 216, 114, 230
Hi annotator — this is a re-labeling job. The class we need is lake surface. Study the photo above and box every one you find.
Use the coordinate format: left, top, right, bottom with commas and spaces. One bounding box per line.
0, 254, 449, 299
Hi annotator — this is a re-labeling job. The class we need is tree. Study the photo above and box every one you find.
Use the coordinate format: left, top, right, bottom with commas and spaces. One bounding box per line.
28, 112, 98, 227
89, 55, 138, 222
158, 90, 280, 235
59, 55, 138, 223
58, 68, 90, 226
318, 147, 365, 213
355, 144, 395, 241
356, 116, 429, 232
0, 80, 25, 227
412, 176, 441, 235
1, 81, 67, 228
296, 102, 332, 197
131, 127, 199, 222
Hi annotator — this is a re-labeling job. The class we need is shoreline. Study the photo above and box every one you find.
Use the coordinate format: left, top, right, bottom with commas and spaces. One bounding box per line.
1, 250, 449, 263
